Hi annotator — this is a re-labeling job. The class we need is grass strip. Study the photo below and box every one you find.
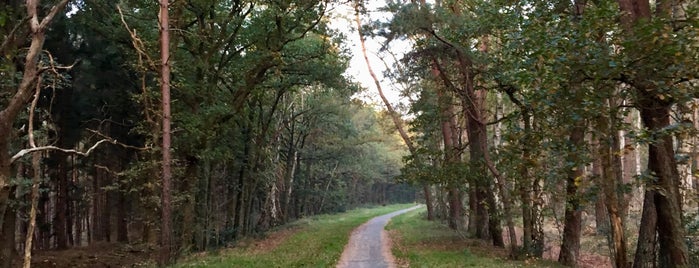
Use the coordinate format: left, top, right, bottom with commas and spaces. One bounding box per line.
386, 207, 563, 268
175, 203, 416, 268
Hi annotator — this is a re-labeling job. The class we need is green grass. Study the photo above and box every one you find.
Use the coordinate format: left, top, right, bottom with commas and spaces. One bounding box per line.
386, 207, 564, 268
174, 203, 416, 268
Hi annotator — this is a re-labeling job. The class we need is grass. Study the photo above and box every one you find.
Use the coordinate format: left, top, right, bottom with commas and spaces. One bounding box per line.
386, 207, 564, 268
174, 203, 416, 268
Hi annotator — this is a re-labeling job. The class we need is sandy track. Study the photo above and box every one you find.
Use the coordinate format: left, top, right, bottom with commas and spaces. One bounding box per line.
336, 205, 421, 268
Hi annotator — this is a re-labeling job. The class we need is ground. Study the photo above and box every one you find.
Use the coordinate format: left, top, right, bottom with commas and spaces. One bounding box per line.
22, 242, 155, 268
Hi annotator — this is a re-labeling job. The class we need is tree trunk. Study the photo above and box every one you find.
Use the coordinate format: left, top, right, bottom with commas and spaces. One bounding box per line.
599, 133, 629, 268
589, 96, 630, 268
159, 0, 174, 263
640, 103, 688, 267
117, 191, 128, 243
614, 0, 688, 264
633, 190, 657, 268
518, 111, 534, 256
559, 126, 584, 266
465, 91, 502, 247
423, 184, 434, 220
447, 187, 463, 230
23, 151, 41, 268
55, 152, 69, 249
0, 205, 16, 268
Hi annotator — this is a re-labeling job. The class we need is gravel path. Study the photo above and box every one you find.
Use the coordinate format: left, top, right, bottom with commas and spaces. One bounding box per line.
336, 205, 421, 268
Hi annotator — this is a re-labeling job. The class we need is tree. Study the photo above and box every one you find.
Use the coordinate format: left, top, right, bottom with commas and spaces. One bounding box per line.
158, 0, 173, 264
353, 0, 434, 221
0, 0, 70, 265
616, 0, 696, 266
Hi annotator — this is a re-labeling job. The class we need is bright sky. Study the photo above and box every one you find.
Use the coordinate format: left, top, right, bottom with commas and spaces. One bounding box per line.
330, 1, 412, 112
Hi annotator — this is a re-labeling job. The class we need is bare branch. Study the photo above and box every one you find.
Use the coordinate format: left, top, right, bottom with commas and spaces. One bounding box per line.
86, 128, 151, 151
11, 139, 112, 163
94, 164, 126, 177
28, 76, 42, 149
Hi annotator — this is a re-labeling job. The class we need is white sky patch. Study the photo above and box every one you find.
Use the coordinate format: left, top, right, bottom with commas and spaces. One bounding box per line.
330, 1, 412, 113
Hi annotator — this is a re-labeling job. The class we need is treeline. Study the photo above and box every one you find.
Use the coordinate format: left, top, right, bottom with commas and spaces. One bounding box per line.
356, 0, 699, 267
0, 0, 415, 266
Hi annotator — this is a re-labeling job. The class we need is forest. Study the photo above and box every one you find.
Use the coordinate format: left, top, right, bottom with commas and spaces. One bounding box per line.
1, 0, 698, 267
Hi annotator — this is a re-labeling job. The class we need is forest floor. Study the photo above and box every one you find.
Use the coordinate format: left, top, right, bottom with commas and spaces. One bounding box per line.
26, 242, 155, 268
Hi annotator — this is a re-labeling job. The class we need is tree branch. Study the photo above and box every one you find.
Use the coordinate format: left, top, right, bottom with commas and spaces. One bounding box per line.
11, 139, 112, 163
39, 0, 70, 29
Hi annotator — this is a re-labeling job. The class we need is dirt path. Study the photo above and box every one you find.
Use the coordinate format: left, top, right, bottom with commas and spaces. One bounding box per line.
336, 205, 421, 268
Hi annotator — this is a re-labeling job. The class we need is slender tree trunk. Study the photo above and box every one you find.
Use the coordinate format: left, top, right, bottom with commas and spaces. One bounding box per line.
633, 190, 657, 268
600, 135, 629, 268
352, 0, 435, 219
590, 96, 630, 268
55, 152, 69, 249
159, 0, 174, 263
22, 69, 43, 267
23, 151, 41, 268
180, 159, 197, 249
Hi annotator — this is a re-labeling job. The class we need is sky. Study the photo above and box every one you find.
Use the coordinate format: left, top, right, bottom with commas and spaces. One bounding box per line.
329, 1, 412, 111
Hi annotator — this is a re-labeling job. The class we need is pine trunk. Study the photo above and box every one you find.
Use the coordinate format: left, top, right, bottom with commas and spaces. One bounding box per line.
159, 0, 174, 263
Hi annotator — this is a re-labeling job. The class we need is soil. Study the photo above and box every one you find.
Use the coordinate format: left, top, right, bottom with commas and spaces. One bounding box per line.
16, 226, 301, 268
19, 242, 155, 268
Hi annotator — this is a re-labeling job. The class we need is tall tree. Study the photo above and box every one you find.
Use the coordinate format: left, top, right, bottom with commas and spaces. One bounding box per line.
158, 0, 173, 264
616, 0, 692, 266
353, 0, 434, 221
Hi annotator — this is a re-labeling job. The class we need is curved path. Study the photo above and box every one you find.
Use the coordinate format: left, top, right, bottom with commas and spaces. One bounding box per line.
336, 205, 421, 268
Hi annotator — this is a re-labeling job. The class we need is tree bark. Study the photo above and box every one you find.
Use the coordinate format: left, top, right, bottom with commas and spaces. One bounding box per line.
159, 0, 174, 264
600, 135, 629, 268
55, 151, 69, 249
23, 151, 41, 268
633, 190, 657, 268
423, 184, 434, 220
559, 126, 584, 266
640, 103, 688, 267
